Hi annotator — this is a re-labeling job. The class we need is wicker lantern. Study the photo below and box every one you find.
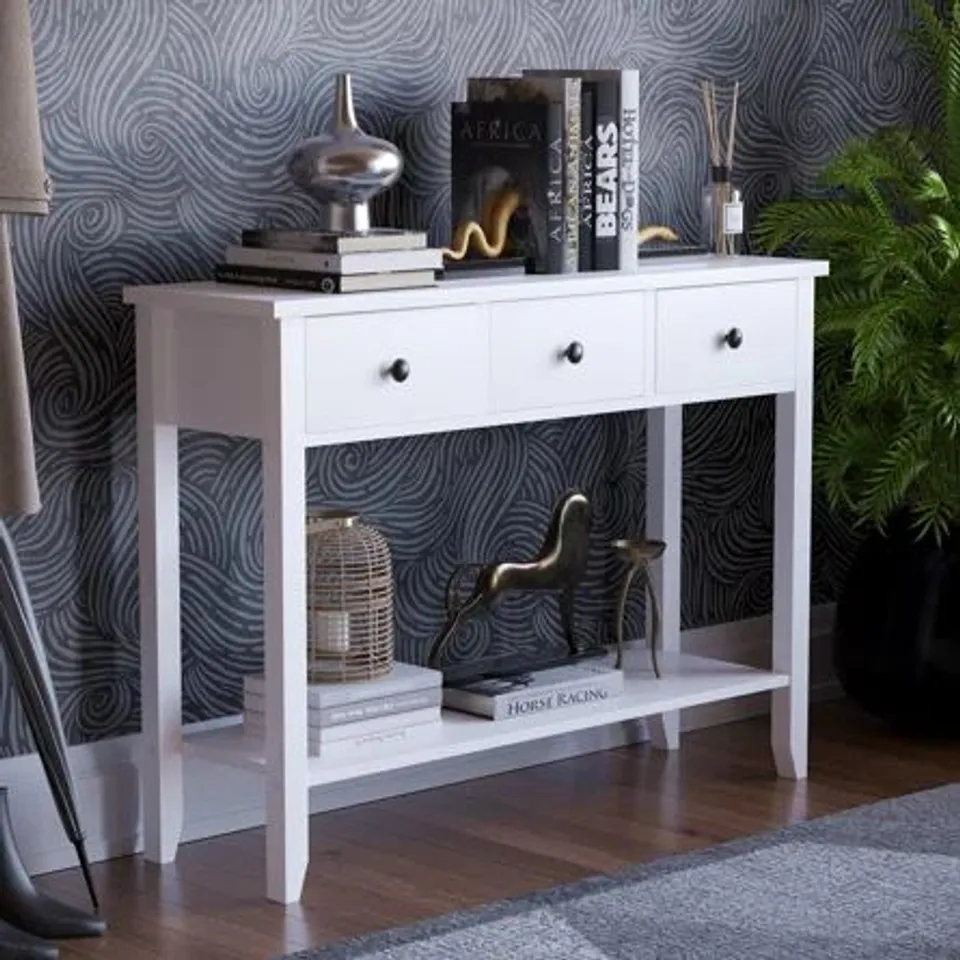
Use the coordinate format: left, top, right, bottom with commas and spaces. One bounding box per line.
306, 508, 394, 683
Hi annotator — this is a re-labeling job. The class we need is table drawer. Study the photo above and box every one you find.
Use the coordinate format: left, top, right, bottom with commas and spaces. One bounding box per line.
304, 306, 489, 434
655, 281, 797, 397
490, 293, 646, 412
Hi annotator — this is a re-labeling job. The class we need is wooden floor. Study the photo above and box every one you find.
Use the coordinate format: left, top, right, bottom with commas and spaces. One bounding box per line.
35, 700, 960, 959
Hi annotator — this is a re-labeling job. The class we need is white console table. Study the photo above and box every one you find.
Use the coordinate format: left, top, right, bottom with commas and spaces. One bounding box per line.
124, 254, 828, 904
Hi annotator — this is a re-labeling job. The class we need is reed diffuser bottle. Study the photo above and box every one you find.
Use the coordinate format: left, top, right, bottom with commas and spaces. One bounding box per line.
700, 80, 742, 255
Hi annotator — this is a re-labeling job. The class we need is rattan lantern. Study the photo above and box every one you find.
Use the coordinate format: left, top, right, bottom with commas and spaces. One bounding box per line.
306, 509, 394, 683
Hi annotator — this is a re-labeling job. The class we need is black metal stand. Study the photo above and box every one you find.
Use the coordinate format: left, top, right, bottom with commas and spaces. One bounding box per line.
0, 787, 105, 944
0, 918, 57, 960
0, 522, 97, 911
0, 522, 105, 959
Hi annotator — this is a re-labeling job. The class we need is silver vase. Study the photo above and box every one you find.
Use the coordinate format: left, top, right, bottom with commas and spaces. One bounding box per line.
288, 73, 403, 234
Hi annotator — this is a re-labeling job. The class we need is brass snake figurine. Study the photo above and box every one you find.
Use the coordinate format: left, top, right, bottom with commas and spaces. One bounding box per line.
443, 184, 679, 261
442, 185, 522, 260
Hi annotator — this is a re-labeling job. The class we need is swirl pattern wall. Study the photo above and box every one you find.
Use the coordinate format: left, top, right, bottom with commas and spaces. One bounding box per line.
0, 0, 923, 754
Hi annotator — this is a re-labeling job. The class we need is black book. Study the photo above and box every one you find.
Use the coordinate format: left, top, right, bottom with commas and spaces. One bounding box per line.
450, 99, 562, 274
592, 77, 620, 271
214, 262, 435, 293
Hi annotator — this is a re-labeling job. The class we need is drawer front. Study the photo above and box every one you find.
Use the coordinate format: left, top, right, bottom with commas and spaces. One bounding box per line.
655, 281, 797, 397
490, 293, 646, 412
304, 306, 489, 434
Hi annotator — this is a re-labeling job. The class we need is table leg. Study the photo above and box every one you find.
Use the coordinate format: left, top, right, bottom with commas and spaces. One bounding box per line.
646, 405, 682, 751
263, 317, 309, 904
136, 312, 183, 863
772, 279, 814, 780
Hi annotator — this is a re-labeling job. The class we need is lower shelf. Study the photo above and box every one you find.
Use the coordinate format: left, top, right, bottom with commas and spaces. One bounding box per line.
183, 653, 790, 788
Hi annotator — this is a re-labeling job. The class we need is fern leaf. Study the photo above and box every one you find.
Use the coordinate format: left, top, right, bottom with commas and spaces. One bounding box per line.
850, 302, 906, 381
910, 0, 951, 85
752, 200, 892, 255
820, 142, 898, 220
943, 2, 960, 186
942, 330, 960, 359
933, 388, 960, 435
918, 167, 950, 202
930, 213, 960, 260
861, 421, 932, 520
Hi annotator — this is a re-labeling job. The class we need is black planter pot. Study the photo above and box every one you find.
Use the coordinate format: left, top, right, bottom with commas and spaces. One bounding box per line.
834, 512, 960, 736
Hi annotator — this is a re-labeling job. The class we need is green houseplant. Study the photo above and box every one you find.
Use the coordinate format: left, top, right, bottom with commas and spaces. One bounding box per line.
753, 0, 960, 734
755, 1, 960, 540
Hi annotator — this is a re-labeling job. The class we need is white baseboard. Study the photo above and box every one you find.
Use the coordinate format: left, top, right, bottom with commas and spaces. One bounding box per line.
1, 604, 838, 877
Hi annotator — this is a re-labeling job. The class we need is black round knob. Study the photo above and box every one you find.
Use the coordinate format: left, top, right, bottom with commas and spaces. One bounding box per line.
724, 327, 744, 350
387, 358, 410, 383
564, 341, 585, 364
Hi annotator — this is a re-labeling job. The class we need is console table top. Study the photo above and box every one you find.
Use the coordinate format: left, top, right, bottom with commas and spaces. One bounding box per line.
123, 254, 829, 320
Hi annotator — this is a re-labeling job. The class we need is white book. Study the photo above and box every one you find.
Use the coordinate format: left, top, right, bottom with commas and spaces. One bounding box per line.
243, 661, 442, 710
243, 717, 443, 757
242, 706, 439, 743
241, 227, 428, 254
243, 687, 443, 727
224, 244, 443, 276
442, 661, 624, 721
615, 69, 640, 275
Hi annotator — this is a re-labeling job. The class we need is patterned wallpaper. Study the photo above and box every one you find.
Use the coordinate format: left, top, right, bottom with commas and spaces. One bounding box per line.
0, 0, 925, 754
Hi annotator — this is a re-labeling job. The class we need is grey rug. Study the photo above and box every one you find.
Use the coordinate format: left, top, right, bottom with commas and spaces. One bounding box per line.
285, 785, 960, 960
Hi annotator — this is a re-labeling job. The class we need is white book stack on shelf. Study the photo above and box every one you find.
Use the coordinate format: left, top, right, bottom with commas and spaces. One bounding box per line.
242, 661, 443, 757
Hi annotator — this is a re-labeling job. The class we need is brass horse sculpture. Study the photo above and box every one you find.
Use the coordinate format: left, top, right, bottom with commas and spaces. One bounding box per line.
427, 491, 592, 670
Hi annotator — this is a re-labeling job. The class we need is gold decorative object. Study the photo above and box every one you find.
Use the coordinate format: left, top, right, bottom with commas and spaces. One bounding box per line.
442, 185, 522, 260
637, 225, 680, 246
428, 491, 592, 669
306, 509, 394, 683
612, 537, 666, 675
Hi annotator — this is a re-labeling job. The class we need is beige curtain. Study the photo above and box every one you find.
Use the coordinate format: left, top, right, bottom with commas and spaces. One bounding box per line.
0, 215, 40, 517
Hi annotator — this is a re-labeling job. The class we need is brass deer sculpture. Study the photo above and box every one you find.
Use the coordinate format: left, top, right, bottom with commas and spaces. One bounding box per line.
427, 491, 592, 669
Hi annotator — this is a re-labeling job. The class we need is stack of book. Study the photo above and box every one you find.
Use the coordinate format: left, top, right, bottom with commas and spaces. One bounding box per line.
451, 68, 640, 275
214, 228, 442, 294
242, 661, 443, 757
442, 659, 625, 721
